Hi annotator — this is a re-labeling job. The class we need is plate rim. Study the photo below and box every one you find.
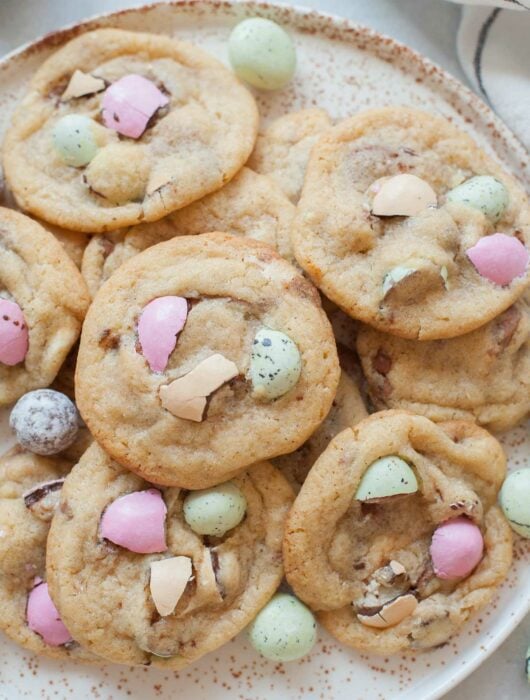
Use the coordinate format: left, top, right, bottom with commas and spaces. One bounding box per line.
0, 2, 528, 698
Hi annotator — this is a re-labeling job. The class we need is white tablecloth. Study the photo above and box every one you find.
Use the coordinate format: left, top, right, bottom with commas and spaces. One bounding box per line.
0, 2, 528, 698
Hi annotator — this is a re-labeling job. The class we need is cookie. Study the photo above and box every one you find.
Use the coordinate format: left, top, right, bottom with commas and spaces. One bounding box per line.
81, 167, 295, 297
46, 443, 293, 667
248, 108, 331, 203
357, 299, 530, 432
273, 348, 367, 491
3, 28, 258, 232
0, 208, 90, 405
0, 447, 94, 661
293, 107, 530, 340
76, 232, 339, 488
283, 411, 512, 654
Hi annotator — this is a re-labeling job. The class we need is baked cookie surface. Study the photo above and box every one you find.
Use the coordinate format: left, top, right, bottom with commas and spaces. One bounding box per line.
357, 299, 530, 432
283, 411, 512, 654
76, 233, 339, 488
0, 447, 94, 661
47, 443, 293, 667
0, 207, 90, 405
81, 167, 295, 297
248, 108, 331, 203
3, 29, 258, 232
293, 107, 530, 340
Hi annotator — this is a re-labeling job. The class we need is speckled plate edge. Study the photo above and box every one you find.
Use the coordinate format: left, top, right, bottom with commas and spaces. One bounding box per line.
0, 2, 528, 699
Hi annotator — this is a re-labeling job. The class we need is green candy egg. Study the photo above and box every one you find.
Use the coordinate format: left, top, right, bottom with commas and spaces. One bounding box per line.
249, 328, 301, 400
248, 593, 317, 662
499, 469, 530, 538
526, 644, 530, 683
446, 176, 509, 223
183, 481, 247, 536
382, 266, 416, 296
52, 114, 99, 167
356, 455, 418, 502
228, 17, 296, 90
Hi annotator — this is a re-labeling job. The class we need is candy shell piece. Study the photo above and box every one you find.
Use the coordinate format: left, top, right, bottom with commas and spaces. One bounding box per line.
499, 469, 530, 538
149, 556, 192, 617
446, 176, 509, 223
0, 299, 28, 366
52, 114, 99, 167
138, 296, 188, 372
466, 233, 528, 286
355, 455, 418, 502
382, 267, 416, 297
27, 581, 72, 646
371, 174, 437, 217
101, 74, 169, 139
249, 328, 302, 400
10, 390, 79, 456
429, 517, 484, 580
357, 593, 418, 629
248, 593, 317, 662
183, 481, 247, 536
228, 18, 296, 91
159, 354, 239, 422
61, 70, 106, 101
100, 489, 167, 553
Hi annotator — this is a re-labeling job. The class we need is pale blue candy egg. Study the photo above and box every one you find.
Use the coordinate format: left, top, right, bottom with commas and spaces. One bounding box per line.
183, 481, 247, 536
499, 469, 530, 538
228, 17, 296, 90
248, 593, 317, 662
52, 114, 99, 167
446, 176, 509, 223
355, 455, 418, 502
249, 328, 302, 400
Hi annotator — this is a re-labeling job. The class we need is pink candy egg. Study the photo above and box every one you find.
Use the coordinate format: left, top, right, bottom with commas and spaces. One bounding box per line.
100, 489, 167, 553
0, 299, 28, 366
27, 581, 72, 646
138, 296, 188, 372
429, 517, 484, 580
466, 233, 528, 286
101, 74, 169, 139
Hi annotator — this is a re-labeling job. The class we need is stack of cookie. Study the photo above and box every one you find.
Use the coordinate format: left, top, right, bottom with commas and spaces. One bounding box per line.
0, 22, 528, 670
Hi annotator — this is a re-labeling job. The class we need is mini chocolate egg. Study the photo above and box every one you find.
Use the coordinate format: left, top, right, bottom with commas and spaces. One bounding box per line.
382, 266, 416, 296
466, 233, 528, 286
10, 389, 79, 455
27, 581, 72, 647
249, 328, 301, 400
429, 517, 484, 580
446, 176, 509, 223
355, 455, 418, 502
100, 489, 167, 553
248, 593, 317, 662
499, 469, 530, 538
52, 114, 99, 167
183, 481, 247, 536
0, 298, 28, 366
228, 17, 296, 90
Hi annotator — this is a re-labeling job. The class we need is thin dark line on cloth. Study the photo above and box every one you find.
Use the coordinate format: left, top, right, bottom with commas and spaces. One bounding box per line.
473, 8, 502, 102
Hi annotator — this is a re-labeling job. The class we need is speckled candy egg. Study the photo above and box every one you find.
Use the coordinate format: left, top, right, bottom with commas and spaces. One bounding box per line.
355, 455, 418, 502
249, 328, 302, 400
446, 176, 509, 223
52, 114, 99, 167
228, 17, 297, 90
248, 593, 317, 662
10, 389, 79, 455
183, 482, 247, 536
499, 469, 530, 538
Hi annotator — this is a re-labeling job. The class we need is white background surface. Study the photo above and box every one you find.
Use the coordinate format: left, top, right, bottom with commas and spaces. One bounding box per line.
0, 1, 528, 698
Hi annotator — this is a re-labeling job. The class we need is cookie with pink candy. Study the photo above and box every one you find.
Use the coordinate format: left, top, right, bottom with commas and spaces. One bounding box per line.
0, 447, 95, 661
3, 28, 259, 233
0, 207, 90, 406
46, 443, 294, 668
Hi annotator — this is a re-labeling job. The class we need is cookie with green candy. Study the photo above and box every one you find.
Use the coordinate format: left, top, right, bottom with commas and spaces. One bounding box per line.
46, 443, 294, 667
284, 411, 512, 654
293, 106, 530, 340
76, 233, 339, 489
3, 28, 258, 233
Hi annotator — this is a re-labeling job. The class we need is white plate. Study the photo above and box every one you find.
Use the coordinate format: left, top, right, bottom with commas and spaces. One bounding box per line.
0, 2, 528, 698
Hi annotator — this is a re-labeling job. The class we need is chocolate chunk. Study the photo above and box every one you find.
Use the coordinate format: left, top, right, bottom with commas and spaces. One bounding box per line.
23, 479, 65, 521
99, 329, 120, 350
